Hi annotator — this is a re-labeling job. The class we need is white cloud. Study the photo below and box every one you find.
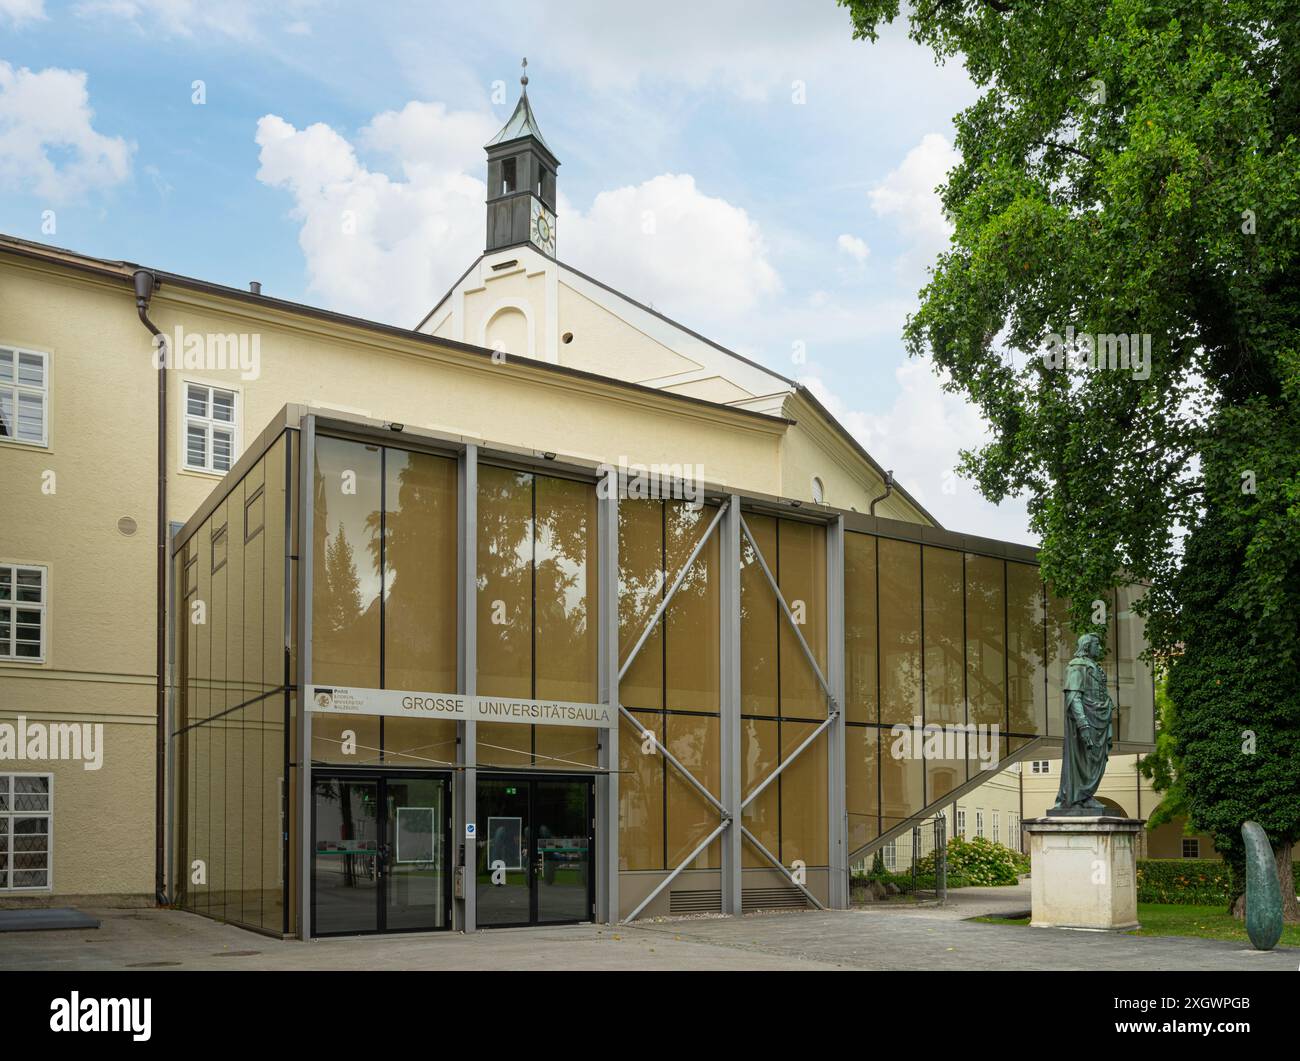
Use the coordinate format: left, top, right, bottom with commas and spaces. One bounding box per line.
562, 173, 780, 324
254, 104, 497, 325
255, 93, 784, 336
0, 62, 132, 201
869, 132, 961, 279
0, 0, 45, 25
73, 0, 319, 40
837, 233, 869, 262
802, 360, 1032, 543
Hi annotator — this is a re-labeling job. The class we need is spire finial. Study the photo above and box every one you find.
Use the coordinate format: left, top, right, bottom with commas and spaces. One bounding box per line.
520, 57, 528, 93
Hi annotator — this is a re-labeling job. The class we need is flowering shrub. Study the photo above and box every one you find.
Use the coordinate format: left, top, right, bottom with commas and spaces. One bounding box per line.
916, 836, 1030, 887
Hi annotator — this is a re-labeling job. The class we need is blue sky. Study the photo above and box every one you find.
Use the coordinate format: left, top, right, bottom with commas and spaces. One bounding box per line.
0, 0, 1032, 541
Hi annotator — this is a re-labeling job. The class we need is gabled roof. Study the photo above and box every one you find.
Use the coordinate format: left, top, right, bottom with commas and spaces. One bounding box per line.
485, 90, 555, 157
416, 248, 943, 528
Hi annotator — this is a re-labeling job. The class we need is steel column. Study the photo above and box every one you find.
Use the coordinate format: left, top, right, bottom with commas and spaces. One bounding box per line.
826, 515, 848, 908
719, 494, 742, 915
456, 444, 478, 933
596, 467, 619, 922
296, 414, 315, 940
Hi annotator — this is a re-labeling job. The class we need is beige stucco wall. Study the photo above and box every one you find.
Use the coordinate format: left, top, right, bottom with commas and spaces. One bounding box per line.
1, 262, 159, 901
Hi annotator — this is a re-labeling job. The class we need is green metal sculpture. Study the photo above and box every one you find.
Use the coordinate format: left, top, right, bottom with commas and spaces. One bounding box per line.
1241, 821, 1283, 951
1049, 633, 1116, 816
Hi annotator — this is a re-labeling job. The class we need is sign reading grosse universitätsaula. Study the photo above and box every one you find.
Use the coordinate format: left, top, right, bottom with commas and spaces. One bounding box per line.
308, 686, 613, 729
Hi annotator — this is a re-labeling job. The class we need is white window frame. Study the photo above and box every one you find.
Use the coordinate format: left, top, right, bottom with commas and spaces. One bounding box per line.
1032, 760, 1051, 774
0, 562, 47, 663
883, 839, 896, 870
992, 811, 1000, 844
956, 807, 966, 838
182, 380, 240, 475
0, 772, 53, 891
0, 346, 50, 448
975, 809, 985, 838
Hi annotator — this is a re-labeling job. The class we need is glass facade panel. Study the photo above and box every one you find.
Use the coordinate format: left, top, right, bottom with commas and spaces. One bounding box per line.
878, 537, 921, 726
922, 547, 963, 725
1116, 583, 1155, 744
477, 465, 534, 698
778, 521, 826, 718
384, 718, 458, 768
844, 533, 877, 724
383, 449, 457, 692
665, 713, 720, 868
1007, 561, 1046, 736
880, 725, 924, 835
535, 725, 599, 770
476, 721, 532, 769
965, 554, 1006, 727
618, 710, 664, 870
741, 718, 779, 868
925, 741, 967, 807
617, 500, 664, 710
312, 709, 380, 765
312, 436, 382, 689
741, 515, 779, 716
1045, 589, 1074, 738
665, 505, 719, 712
780, 722, 828, 866
845, 724, 879, 852
535, 475, 598, 703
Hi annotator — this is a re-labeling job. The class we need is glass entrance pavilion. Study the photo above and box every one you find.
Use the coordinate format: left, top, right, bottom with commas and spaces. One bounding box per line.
169, 404, 1155, 938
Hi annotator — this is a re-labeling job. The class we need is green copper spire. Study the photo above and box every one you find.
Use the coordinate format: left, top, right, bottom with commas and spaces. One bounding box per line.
486, 58, 555, 155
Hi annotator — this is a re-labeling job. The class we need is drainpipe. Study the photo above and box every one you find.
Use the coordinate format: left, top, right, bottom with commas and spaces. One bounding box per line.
133, 268, 168, 906
868, 469, 894, 516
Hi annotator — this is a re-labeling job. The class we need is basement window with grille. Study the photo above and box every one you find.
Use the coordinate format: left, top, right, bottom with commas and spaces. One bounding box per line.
0, 774, 52, 890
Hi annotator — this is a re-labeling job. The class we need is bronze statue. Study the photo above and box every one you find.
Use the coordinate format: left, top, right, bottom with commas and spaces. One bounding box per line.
1049, 633, 1115, 815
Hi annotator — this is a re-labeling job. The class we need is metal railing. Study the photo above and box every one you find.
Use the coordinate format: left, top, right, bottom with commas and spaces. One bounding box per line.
851, 814, 948, 904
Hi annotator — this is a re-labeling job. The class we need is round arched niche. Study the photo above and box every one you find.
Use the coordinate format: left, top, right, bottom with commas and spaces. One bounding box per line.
484, 306, 530, 359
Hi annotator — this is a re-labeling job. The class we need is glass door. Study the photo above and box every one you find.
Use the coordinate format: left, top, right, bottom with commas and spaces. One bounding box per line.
384, 777, 448, 932
476, 778, 531, 926
313, 776, 381, 936
476, 776, 594, 927
313, 772, 450, 936
535, 779, 592, 924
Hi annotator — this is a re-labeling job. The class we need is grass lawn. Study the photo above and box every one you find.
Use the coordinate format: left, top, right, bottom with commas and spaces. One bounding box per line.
974, 903, 1300, 947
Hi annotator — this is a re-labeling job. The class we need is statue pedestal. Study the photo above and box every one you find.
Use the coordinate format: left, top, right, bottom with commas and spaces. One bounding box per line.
1023, 817, 1142, 931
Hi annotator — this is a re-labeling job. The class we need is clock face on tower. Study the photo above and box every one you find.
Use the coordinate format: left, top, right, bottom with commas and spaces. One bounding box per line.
530, 197, 556, 256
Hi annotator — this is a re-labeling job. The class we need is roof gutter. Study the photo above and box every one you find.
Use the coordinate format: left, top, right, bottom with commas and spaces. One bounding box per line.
132, 268, 169, 907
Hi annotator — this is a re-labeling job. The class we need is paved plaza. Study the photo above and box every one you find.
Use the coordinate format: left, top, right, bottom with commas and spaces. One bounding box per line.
1, 886, 1293, 971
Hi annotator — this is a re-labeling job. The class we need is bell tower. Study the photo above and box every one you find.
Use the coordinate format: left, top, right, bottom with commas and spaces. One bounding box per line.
485, 59, 559, 256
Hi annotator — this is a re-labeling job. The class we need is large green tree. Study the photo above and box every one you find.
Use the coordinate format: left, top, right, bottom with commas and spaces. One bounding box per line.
838, 0, 1300, 915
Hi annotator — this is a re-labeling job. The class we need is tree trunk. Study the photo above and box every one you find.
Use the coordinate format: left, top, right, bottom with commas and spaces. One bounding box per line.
1278, 840, 1300, 924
